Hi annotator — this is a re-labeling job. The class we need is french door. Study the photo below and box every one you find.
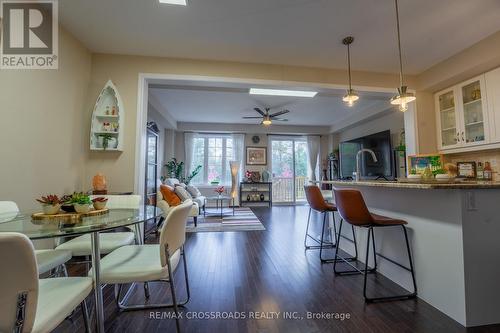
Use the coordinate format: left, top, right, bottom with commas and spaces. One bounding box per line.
270, 137, 309, 204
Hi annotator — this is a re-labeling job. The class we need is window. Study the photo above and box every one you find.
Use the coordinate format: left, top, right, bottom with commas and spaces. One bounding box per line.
190, 135, 234, 185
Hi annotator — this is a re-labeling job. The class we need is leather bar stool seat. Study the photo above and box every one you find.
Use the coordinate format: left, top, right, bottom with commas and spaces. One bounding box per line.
332, 188, 417, 302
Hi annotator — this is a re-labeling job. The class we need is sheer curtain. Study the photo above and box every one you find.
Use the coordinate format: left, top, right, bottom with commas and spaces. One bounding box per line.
184, 132, 196, 177
306, 136, 321, 182
231, 133, 245, 178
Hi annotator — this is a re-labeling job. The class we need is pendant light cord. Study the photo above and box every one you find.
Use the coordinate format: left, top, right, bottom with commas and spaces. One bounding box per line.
347, 42, 352, 90
395, 0, 404, 87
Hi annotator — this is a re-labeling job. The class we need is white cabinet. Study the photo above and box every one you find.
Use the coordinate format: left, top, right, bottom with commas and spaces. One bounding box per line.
485, 68, 500, 143
435, 75, 489, 152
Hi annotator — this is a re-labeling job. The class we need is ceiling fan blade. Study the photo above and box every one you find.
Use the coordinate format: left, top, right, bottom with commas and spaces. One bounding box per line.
242, 116, 264, 119
273, 118, 289, 121
269, 109, 290, 117
254, 108, 266, 116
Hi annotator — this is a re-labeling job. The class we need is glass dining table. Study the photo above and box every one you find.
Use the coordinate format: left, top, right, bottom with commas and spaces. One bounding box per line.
0, 205, 162, 333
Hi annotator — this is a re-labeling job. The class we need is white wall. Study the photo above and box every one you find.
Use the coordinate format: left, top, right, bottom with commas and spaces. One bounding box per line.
0, 28, 91, 210
334, 109, 405, 148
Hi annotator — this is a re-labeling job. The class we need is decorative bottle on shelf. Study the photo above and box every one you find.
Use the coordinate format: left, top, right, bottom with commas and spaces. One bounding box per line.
477, 162, 484, 180
247, 194, 251, 202
260, 193, 265, 201
484, 162, 492, 180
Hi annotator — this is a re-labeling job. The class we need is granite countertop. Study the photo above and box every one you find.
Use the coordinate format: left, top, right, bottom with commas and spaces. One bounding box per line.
318, 180, 500, 189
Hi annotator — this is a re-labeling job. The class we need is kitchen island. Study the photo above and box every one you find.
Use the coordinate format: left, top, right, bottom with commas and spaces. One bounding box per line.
320, 180, 500, 327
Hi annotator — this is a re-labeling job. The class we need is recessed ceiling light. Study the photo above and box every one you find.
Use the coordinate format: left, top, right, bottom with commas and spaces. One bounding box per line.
159, 0, 187, 5
249, 88, 317, 98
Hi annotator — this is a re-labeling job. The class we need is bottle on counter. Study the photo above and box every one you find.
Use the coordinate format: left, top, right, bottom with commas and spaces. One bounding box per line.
423, 164, 433, 180
477, 162, 484, 180
484, 162, 492, 180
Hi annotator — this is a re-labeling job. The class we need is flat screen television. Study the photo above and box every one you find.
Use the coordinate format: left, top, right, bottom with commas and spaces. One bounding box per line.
339, 130, 393, 180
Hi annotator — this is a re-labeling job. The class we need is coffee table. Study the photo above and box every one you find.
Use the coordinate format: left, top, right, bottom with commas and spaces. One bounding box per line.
204, 195, 234, 219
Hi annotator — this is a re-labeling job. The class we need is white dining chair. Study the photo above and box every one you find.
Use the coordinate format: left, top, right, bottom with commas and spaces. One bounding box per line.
0, 201, 72, 276
55, 195, 141, 257
0, 232, 93, 333
91, 200, 193, 332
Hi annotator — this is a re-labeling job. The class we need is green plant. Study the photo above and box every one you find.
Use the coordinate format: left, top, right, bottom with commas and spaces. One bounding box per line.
66, 192, 92, 205
410, 168, 417, 175
165, 158, 184, 179
99, 133, 113, 150
36, 194, 63, 205
185, 165, 202, 185
164, 158, 202, 185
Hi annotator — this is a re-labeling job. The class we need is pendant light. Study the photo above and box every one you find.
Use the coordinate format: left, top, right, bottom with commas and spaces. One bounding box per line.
342, 36, 359, 107
390, 0, 415, 112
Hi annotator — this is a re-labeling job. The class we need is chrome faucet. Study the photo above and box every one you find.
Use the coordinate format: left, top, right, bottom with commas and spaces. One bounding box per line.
354, 149, 378, 181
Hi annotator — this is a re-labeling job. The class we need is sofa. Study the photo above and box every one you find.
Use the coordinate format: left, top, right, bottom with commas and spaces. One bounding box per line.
156, 189, 200, 226
163, 178, 206, 213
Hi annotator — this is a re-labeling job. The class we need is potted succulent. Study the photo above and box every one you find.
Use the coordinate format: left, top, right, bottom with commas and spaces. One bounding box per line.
67, 192, 93, 213
36, 194, 63, 215
60, 194, 76, 212
92, 197, 108, 210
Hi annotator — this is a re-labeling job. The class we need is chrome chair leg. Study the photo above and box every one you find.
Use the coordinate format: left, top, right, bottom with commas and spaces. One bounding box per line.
115, 246, 191, 310
167, 250, 181, 333
81, 299, 91, 333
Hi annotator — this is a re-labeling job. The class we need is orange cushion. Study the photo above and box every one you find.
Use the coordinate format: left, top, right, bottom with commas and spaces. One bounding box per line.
160, 184, 181, 207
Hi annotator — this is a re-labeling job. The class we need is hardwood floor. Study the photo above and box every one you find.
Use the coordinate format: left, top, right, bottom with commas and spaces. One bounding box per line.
55, 206, 500, 333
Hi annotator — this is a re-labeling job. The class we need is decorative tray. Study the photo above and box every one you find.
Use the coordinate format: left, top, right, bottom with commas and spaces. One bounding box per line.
31, 208, 109, 222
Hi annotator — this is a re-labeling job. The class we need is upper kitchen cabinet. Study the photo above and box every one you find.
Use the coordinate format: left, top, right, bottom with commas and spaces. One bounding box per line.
435, 75, 489, 153
486, 67, 500, 143
436, 89, 460, 150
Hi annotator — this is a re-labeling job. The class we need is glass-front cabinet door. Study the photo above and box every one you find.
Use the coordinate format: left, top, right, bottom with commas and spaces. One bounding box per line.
437, 89, 460, 149
458, 77, 488, 146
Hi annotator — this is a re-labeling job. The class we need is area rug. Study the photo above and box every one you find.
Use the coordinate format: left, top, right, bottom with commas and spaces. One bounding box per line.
186, 207, 265, 233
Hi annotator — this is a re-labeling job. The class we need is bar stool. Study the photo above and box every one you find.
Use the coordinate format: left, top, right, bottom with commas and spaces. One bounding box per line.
303, 185, 357, 263
332, 188, 417, 302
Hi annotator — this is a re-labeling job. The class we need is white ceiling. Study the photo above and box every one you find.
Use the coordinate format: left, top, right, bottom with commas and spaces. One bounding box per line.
148, 84, 394, 127
60, 0, 500, 74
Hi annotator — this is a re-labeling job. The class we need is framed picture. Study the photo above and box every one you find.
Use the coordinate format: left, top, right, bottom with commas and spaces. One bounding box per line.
246, 147, 267, 165
407, 154, 444, 175
457, 162, 476, 178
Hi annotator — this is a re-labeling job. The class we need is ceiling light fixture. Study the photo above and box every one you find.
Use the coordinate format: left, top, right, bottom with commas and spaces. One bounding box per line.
159, 0, 187, 5
261, 116, 272, 126
342, 36, 359, 107
390, 0, 415, 112
249, 88, 317, 98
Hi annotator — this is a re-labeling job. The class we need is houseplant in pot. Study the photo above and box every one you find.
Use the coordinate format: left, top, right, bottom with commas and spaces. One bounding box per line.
67, 192, 93, 213
36, 194, 63, 215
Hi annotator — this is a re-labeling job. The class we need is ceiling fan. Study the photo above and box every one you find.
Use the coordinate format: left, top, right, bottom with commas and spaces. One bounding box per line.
243, 108, 290, 126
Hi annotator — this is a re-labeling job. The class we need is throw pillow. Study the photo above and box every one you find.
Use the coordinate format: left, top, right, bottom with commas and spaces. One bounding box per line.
175, 186, 192, 202
186, 185, 202, 198
165, 178, 180, 187
160, 184, 181, 206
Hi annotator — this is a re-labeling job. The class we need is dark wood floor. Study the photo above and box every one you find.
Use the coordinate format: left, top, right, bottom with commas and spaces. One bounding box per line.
55, 206, 500, 333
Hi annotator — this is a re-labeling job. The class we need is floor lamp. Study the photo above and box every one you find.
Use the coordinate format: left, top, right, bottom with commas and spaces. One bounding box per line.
230, 161, 240, 206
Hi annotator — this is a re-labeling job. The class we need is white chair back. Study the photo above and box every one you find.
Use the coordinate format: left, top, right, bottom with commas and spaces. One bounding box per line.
90, 195, 141, 209
159, 200, 192, 267
0, 233, 38, 333
0, 201, 19, 222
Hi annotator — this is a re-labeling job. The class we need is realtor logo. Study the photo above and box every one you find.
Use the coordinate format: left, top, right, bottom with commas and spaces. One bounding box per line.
1, 0, 58, 69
